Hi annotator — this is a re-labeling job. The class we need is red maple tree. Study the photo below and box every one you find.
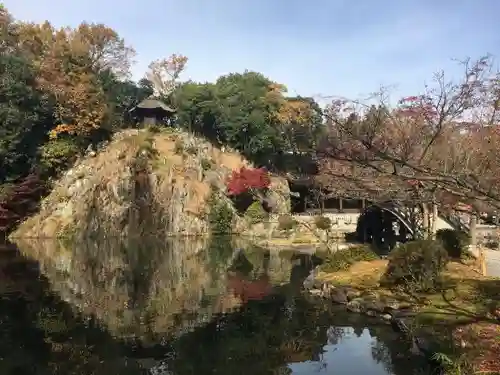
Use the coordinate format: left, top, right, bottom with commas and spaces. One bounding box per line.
0, 174, 46, 235
226, 167, 271, 196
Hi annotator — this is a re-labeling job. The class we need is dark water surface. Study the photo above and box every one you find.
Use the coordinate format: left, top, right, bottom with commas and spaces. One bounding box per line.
0, 237, 428, 374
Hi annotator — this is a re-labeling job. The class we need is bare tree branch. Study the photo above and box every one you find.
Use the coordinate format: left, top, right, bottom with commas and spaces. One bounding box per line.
317, 56, 500, 212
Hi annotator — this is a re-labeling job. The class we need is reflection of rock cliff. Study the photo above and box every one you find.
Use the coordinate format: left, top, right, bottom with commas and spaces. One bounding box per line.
15, 237, 296, 341
10, 128, 290, 239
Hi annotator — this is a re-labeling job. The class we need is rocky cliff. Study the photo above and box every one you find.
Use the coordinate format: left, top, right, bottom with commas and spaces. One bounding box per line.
10, 128, 290, 239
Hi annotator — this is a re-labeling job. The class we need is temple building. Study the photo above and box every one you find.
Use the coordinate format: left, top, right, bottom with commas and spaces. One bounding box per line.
129, 97, 176, 127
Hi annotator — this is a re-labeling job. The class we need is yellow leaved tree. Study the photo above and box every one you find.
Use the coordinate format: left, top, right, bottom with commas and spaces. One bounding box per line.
16, 20, 135, 138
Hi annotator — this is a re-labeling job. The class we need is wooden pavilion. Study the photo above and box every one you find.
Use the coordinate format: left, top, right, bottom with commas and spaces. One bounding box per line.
129, 97, 176, 127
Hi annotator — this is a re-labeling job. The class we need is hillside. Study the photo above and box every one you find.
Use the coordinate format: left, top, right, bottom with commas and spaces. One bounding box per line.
10, 128, 290, 239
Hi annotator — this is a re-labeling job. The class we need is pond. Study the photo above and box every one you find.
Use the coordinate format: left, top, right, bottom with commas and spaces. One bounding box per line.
0, 236, 429, 375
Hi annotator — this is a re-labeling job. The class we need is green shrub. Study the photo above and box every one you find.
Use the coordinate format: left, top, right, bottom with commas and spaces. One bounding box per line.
136, 135, 158, 159
39, 138, 80, 173
201, 158, 213, 171
278, 214, 297, 231
436, 229, 470, 258
207, 191, 234, 234
244, 201, 268, 225
319, 244, 378, 273
174, 139, 184, 154
314, 216, 331, 230
381, 240, 449, 292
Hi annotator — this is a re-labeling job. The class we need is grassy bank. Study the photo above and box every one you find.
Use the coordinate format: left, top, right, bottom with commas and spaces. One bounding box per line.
316, 258, 500, 374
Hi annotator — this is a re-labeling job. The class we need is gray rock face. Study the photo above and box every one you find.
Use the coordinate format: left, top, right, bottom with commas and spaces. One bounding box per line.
11, 130, 264, 239
266, 177, 291, 214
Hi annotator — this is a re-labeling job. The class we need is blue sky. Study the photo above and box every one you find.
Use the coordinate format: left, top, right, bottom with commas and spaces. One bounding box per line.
4, 0, 500, 103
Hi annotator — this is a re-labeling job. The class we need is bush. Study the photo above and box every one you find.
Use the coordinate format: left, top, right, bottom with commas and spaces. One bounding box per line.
226, 167, 270, 196
381, 240, 449, 292
436, 229, 470, 258
208, 191, 234, 234
319, 244, 379, 273
201, 158, 213, 171
174, 139, 184, 154
314, 215, 331, 230
244, 201, 268, 225
278, 214, 297, 231
39, 138, 80, 174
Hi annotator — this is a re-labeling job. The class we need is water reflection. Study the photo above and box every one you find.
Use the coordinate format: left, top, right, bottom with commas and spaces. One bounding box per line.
0, 237, 428, 374
14, 236, 304, 341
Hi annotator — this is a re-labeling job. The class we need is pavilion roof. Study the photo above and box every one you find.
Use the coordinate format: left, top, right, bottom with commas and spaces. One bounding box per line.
130, 97, 176, 113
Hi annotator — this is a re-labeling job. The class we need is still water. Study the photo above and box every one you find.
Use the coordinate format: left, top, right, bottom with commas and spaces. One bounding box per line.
0, 236, 427, 375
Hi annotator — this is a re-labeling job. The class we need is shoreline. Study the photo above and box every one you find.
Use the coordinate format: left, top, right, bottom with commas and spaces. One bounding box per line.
304, 259, 500, 374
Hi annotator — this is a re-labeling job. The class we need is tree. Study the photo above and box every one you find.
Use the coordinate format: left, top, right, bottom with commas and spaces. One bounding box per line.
74, 22, 136, 78
173, 81, 221, 140
173, 71, 324, 171
226, 167, 272, 214
272, 95, 324, 174
319, 56, 500, 210
270, 90, 324, 156
226, 167, 271, 196
99, 70, 154, 130
145, 54, 188, 97
214, 72, 283, 165
16, 19, 135, 138
0, 5, 18, 52
0, 53, 54, 183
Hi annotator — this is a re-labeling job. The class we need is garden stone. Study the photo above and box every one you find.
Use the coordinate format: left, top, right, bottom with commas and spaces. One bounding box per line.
381, 313, 393, 321
363, 299, 386, 313
309, 289, 322, 297
382, 298, 402, 312
345, 288, 362, 301
346, 298, 365, 313
329, 287, 348, 304
365, 309, 377, 317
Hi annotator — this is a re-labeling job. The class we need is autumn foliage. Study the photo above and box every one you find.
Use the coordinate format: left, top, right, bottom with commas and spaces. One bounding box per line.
226, 167, 271, 196
14, 21, 135, 138
319, 56, 500, 208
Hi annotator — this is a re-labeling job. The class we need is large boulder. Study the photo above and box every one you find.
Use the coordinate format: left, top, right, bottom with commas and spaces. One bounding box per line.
10, 129, 249, 239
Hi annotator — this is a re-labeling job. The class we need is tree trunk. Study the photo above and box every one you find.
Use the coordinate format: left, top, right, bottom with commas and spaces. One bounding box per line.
422, 203, 430, 238
431, 203, 438, 239
469, 214, 486, 275
469, 214, 477, 249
